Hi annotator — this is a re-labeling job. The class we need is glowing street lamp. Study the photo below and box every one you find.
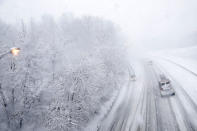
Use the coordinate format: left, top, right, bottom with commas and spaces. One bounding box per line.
0, 47, 21, 60
10, 47, 20, 56
0, 47, 21, 124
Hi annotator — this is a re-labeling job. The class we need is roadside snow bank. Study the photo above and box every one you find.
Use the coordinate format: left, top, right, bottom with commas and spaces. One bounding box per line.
85, 76, 129, 131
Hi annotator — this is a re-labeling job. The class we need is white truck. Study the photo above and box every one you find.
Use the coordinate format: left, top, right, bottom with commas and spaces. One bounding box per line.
159, 74, 175, 97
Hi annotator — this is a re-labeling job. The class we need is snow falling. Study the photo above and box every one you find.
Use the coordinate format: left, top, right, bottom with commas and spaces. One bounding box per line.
0, 0, 197, 131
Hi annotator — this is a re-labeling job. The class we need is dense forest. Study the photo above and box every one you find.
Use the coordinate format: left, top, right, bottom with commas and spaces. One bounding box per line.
0, 14, 128, 131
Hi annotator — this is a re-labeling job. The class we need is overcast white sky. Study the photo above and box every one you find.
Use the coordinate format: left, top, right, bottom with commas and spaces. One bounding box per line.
0, 0, 197, 49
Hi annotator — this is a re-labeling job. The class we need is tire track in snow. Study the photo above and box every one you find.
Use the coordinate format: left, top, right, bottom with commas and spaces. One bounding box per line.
150, 63, 180, 131
144, 64, 158, 131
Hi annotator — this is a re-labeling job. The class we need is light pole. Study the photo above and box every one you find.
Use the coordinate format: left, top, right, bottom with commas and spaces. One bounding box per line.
0, 47, 20, 128
0, 47, 20, 60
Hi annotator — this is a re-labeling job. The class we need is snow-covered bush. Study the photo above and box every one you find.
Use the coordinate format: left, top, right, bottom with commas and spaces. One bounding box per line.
0, 14, 128, 131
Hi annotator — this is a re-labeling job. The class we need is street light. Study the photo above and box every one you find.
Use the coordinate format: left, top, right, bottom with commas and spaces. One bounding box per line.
0, 47, 21, 60
10, 47, 20, 56
0, 47, 20, 128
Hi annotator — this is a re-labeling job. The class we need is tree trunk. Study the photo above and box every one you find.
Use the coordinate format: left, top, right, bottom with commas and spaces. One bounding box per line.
0, 84, 10, 128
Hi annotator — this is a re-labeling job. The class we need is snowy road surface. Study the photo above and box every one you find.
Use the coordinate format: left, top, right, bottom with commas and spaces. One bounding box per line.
96, 60, 197, 131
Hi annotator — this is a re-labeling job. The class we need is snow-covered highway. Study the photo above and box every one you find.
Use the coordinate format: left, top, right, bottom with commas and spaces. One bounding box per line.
96, 60, 197, 131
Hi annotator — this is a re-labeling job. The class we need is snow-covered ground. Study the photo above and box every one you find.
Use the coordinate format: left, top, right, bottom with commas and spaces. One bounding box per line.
154, 46, 197, 74
85, 77, 129, 131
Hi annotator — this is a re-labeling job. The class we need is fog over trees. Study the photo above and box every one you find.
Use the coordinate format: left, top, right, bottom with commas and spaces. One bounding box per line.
0, 14, 128, 131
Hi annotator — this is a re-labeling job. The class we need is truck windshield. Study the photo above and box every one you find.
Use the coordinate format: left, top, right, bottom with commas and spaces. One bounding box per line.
166, 81, 170, 84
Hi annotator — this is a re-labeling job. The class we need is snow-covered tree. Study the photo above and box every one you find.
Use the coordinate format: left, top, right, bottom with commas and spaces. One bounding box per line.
0, 14, 128, 131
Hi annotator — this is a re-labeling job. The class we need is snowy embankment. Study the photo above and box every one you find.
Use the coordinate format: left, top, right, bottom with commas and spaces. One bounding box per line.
85, 75, 130, 131
155, 46, 197, 74
160, 56, 197, 76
